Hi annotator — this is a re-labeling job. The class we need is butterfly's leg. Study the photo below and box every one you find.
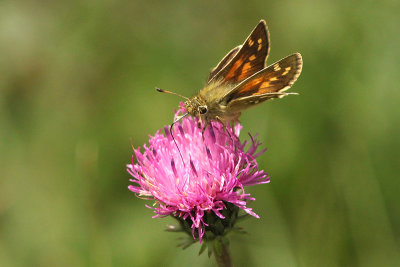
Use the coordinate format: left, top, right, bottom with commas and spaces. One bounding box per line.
215, 116, 226, 127
216, 116, 236, 145
195, 117, 205, 138
232, 113, 243, 137
201, 121, 209, 140
215, 116, 228, 134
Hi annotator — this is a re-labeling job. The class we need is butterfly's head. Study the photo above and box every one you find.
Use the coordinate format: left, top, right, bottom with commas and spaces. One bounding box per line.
184, 97, 208, 117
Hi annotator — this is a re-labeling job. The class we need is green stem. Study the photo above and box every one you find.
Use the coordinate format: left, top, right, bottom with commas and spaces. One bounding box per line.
213, 238, 232, 267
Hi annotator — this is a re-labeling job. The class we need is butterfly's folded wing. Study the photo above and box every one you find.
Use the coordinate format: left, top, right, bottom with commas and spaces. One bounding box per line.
223, 53, 303, 111
208, 20, 270, 85
208, 45, 241, 83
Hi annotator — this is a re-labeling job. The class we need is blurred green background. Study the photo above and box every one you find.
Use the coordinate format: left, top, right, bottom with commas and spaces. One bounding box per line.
1, 0, 400, 266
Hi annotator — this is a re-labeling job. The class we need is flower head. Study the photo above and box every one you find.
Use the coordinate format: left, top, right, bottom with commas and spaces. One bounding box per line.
127, 105, 269, 242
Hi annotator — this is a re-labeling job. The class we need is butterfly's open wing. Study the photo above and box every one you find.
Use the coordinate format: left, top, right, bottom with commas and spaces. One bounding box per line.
208, 45, 241, 83
208, 20, 270, 85
223, 53, 302, 110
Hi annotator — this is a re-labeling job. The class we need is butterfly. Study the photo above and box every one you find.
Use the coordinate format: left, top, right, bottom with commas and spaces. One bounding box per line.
158, 20, 302, 130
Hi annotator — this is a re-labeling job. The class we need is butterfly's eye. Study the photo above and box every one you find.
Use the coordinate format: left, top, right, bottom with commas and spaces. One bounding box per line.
199, 106, 208, 114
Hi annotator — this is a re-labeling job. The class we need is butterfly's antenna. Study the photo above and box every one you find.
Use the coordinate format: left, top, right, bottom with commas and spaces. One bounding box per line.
170, 113, 189, 165
156, 87, 190, 164
156, 87, 190, 101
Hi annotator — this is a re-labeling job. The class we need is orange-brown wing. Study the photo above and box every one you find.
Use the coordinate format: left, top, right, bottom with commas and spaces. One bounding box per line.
208, 45, 241, 83
224, 53, 302, 109
208, 20, 270, 85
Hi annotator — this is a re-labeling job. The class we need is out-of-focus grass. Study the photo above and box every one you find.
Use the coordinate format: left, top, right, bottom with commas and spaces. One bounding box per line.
1, 1, 399, 266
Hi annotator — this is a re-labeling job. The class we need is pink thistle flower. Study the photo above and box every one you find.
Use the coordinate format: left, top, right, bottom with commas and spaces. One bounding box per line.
127, 105, 269, 243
